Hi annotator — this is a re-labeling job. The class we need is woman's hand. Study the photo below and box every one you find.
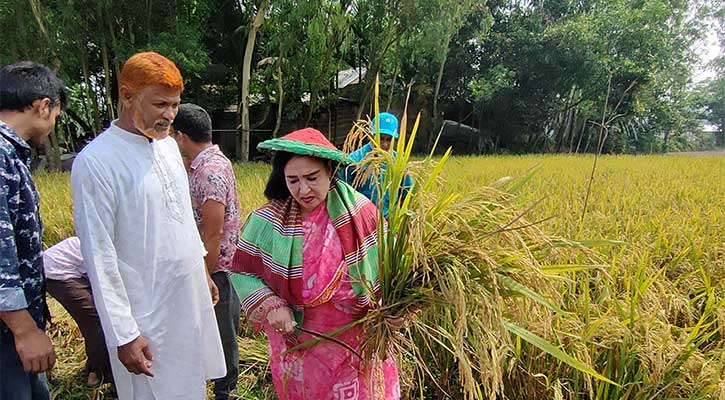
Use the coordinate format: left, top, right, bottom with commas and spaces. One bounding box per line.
267, 306, 297, 334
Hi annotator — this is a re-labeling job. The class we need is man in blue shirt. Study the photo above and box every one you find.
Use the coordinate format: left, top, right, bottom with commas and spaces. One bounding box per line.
343, 112, 413, 217
0, 61, 66, 400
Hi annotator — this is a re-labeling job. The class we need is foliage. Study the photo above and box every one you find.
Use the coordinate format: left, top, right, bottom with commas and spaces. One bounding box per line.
259, 0, 354, 124
2, 0, 719, 160
701, 76, 725, 145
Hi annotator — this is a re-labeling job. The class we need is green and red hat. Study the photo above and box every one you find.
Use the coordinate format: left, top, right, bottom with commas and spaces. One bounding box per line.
257, 128, 350, 164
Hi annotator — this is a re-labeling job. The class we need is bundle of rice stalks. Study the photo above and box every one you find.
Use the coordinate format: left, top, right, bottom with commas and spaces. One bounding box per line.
339, 78, 615, 399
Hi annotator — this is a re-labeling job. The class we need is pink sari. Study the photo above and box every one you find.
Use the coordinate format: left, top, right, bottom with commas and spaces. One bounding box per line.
262, 203, 400, 400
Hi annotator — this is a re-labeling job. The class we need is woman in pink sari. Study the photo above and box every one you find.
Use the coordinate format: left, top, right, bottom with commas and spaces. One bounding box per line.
230, 128, 400, 399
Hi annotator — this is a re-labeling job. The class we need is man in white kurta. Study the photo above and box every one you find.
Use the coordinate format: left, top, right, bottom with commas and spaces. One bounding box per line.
71, 52, 225, 399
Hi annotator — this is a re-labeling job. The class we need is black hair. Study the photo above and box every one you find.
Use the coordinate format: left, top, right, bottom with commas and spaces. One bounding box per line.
263, 151, 339, 201
172, 103, 212, 143
0, 61, 67, 112
264, 151, 294, 200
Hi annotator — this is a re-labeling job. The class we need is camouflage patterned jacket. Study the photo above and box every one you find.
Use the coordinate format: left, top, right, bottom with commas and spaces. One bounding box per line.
0, 120, 47, 336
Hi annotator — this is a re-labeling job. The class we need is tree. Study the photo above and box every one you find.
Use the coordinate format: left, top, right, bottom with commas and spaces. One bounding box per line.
239, 0, 269, 161
703, 76, 725, 145
1, 0, 717, 158
428, 0, 481, 146
261, 0, 353, 132
350, 0, 432, 120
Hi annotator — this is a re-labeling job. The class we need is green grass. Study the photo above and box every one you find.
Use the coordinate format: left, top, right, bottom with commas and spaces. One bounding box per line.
35, 154, 724, 399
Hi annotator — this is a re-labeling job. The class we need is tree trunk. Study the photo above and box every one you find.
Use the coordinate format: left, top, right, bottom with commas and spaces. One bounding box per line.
582, 126, 593, 153
432, 44, 449, 126
327, 103, 333, 141
80, 49, 102, 133
10, 27, 19, 61
96, 4, 115, 120
575, 122, 587, 154
128, 20, 136, 46
662, 130, 670, 153
355, 31, 397, 120
386, 61, 399, 111
27, 0, 49, 41
272, 55, 284, 138
554, 87, 574, 152
305, 91, 318, 128
238, 0, 269, 162
355, 60, 380, 121
77, 85, 92, 139
146, 0, 152, 42
106, 11, 122, 107
305, 15, 337, 127
564, 109, 576, 151
553, 112, 566, 152
100, 39, 116, 121
28, 0, 64, 170
557, 106, 576, 152
43, 129, 62, 171
14, 6, 29, 60
568, 112, 583, 154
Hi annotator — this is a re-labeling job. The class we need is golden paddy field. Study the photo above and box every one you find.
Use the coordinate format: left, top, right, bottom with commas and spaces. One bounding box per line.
35, 154, 724, 399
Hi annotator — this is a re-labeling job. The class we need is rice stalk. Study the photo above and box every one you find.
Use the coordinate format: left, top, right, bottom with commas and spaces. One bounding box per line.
340, 76, 615, 399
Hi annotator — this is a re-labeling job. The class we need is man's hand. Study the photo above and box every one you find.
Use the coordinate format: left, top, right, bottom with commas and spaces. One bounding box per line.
200, 199, 225, 276
207, 274, 219, 306
1, 309, 56, 373
267, 307, 296, 334
118, 335, 154, 377
14, 326, 56, 373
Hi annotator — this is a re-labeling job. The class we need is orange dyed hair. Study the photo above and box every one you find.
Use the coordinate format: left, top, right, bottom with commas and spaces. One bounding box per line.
119, 52, 184, 93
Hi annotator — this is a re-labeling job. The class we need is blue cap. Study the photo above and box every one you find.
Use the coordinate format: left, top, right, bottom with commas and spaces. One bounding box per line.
371, 112, 399, 139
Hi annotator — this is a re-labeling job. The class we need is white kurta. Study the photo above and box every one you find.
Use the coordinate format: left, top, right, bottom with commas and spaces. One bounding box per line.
71, 121, 226, 399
